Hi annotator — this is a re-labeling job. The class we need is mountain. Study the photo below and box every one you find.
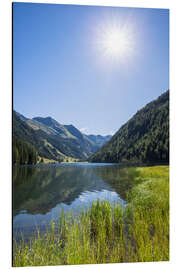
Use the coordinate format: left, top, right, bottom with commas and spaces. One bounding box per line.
29, 117, 98, 159
14, 111, 29, 121
64, 124, 84, 140
33, 117, 72, 138
89, 90, 169, 164
32, 117, 81, 139
13, 112, 67, 163
13, 111, 111, 163
87, 135, 112, 148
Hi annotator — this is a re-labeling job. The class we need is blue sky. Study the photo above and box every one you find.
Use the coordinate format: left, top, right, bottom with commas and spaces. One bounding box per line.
13, 3, 169, 135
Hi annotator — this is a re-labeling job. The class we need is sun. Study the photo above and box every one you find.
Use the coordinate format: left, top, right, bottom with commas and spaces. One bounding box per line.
96, 20, 135, 62
103, 29, 129, 56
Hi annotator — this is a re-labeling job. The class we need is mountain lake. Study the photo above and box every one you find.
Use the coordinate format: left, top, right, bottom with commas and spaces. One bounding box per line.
13, 163, 146, 242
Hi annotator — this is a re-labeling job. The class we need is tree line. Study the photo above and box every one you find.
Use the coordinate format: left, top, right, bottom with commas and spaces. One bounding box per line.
89, 90, 169, 164
13, 137, 38, 165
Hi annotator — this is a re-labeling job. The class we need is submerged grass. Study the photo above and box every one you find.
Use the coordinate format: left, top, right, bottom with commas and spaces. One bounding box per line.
13, 165, 169, 266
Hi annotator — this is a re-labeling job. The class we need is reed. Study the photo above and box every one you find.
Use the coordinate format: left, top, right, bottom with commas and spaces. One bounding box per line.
13, 165, 169, 266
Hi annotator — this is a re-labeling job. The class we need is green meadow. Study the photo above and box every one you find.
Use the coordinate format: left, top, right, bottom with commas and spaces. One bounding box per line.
13, 165, 169, 266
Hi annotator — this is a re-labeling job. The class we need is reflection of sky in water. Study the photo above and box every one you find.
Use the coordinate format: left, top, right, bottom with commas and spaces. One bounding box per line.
14, 189, 125, 226
13, 163, 131, 241
13, 188, 126, 240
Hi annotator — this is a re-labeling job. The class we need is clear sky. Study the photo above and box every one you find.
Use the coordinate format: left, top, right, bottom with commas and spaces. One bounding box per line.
13, 3, 169, 136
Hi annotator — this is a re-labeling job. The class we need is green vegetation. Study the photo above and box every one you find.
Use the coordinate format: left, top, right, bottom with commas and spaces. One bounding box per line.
89, 90, 169, 163
87, 134, 112, 148
13, 111, 111, 163
13, 165, 169, 266
13, 137, 37, 165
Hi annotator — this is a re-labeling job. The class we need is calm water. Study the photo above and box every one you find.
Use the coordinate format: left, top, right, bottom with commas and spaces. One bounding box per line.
13, 163, 139, 241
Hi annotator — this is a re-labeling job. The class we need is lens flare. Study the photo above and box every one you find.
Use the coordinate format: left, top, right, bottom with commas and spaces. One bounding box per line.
102, 28, 130, 57
95, 18, 135, 62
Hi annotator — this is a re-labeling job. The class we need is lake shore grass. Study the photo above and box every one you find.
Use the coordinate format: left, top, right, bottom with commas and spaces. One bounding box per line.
13, 165, 169, 266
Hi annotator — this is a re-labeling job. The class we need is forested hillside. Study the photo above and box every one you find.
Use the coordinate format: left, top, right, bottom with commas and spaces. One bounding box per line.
13, 113, 62, 164
13, 137, 37, 165
13, 111, 111, 164
89, 90, 169, 163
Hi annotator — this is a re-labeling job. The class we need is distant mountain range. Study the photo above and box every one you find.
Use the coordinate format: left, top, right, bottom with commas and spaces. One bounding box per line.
13, 90, 169, 165
89, 90, 169, 164
13, 111, 111, 163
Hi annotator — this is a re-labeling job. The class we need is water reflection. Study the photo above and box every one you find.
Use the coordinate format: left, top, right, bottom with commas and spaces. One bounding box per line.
13, 163, 138, 240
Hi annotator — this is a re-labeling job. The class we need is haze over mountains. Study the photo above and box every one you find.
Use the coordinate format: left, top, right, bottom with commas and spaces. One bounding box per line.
13, 111, 111, 163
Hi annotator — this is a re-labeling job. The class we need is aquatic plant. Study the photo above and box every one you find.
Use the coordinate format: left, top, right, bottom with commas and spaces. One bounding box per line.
13, 166, 169, 266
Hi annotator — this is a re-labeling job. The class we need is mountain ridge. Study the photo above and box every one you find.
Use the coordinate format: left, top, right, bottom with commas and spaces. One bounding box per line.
89, 90, 169, 164
13, 111, 112, 164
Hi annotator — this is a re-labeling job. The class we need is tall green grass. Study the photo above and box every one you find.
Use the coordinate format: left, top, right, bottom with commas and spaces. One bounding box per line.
13, 165, 169, 266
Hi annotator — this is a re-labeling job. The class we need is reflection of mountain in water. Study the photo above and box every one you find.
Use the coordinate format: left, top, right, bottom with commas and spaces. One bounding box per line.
93, 166, 140, 201
13, 165, 114, 216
